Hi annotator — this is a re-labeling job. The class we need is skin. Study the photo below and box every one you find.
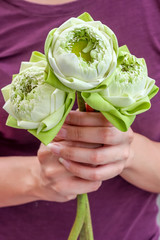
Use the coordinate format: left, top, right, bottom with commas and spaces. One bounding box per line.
1, 111, 160, 207
0, 0, 159, 207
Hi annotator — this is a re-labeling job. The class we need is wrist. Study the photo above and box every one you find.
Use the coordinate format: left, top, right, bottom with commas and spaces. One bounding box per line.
122, 130, 135, 172
24, 156, 42, 202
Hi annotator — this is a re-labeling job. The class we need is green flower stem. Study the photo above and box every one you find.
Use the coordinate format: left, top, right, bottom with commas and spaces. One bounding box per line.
77, 91, 86, 112
67, 194, 87, 240
79, 195, 94, 240
67, 92, 94, 240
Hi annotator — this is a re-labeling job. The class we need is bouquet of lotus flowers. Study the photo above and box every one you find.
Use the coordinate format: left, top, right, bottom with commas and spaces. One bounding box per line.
1, 12, 158, 240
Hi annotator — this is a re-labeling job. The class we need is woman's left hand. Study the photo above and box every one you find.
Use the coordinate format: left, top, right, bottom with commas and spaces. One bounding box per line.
48, 111, 134, 182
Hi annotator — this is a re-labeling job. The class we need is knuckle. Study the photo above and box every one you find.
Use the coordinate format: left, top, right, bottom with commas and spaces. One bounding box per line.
116, 164, 124, 175
71, 166, 80, 176
92, 181, 102, 191
102, 127, 115, 144
91, 151, 103, 165
91, 151, 100, 165
52, 182, 63, 195
73, 127, 82, 141
75, 112, 83, 125
37, 144, 51, 164
63, 148, 74, 161
44, 167, 54, 179
90, 170, 102, 181
122, 148, 130, 161
101, 128, 109, 144
65, 195, 77, 201
128, 129, 134, 143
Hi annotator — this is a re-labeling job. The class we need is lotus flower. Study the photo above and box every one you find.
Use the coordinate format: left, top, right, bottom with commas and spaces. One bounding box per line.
45, 12, 118, 92
81, 46, 159, 131
100, 48, 155, 108
1, 52, 75, 145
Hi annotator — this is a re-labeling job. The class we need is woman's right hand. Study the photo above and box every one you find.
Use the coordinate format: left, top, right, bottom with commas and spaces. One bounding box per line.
36, 141, 101, 202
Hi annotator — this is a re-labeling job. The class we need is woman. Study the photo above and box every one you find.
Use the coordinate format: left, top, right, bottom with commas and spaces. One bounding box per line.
0, 0, 160, 239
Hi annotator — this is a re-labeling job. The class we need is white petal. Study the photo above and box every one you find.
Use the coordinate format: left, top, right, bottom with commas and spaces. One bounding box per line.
54, 72, 101, 91
105, 96, 135, 107
50, 89, 66, 113
48, 49, 65, 78
3, 100, 18, 120
20, 61, 46, 72
1, 84, 11, 102
38, 105, 65, 132
17, 120, 39, 129
56, 53, 80, 78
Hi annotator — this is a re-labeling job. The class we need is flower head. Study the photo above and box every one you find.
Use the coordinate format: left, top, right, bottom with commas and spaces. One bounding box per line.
100, 51, 155, 107
2, 61, 66, 134
81, 46, 159, 131
45, 13, 118, 92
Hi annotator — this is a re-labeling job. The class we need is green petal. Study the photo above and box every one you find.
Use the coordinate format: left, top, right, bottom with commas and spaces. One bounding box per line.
82, 92, 135, 131
38, 104, 65, 132
44, 29, 57, 59
6, 115, 21, 129
28, 92, 75, 145
77, 12, 94, 22
45, 65, 75, 93
30, 51, 46, 63
148, 85, 159, 100
118, 45, 130, 54
117, 45, 130, 66
82, 71, 116, 93
120, 97, 151, 115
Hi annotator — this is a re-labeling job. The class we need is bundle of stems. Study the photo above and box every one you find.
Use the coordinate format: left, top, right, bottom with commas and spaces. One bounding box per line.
67, 92, 94, 240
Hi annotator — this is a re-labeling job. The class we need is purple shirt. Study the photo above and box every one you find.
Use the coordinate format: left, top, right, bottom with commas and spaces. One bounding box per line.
0, 0, 160, 239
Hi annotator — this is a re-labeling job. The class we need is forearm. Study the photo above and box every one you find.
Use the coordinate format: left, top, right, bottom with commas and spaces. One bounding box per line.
121, 132, 160, 193
0, 156, 40, 207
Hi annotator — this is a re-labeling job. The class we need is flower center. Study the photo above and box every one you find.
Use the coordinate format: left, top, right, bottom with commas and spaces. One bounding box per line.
63, 26, 104, 64
10, 67, 44, 114
71, 39, 92, 62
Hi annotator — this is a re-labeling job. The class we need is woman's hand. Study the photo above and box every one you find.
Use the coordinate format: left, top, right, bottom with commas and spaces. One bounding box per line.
36, 142, 101, 202
48, 111, 134, 182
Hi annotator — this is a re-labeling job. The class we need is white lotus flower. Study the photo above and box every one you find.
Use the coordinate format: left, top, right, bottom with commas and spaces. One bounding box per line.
2, 61, 66, 133
46, 17, 118, 91
100, 52, 155, 107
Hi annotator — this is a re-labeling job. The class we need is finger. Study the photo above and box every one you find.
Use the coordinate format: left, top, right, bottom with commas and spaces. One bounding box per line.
55, 176, 102, 195
49, 142, 129, 165
65, 111, 112, 127
59, 158, 124, 181
56, 124, 130, 145
54, 140, 102, 149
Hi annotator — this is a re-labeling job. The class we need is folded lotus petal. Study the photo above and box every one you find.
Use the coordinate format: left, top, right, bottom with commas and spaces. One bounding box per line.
51, 89, 66, 112
20, 60, 46, 72
104, 96, 135, 108
17, 120, 39, 129
28, 91, 75, 145
3, 99, 18, 120
1, 84, 11, 102
120, 97, 151, 115
38, 104, 65, 133
82, 92, 135, 131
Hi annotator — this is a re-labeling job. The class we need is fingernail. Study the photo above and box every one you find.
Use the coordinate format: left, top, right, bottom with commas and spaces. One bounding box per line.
59, 158, 70, 168
57, 128, 67, 138
48, 143, 60, 155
